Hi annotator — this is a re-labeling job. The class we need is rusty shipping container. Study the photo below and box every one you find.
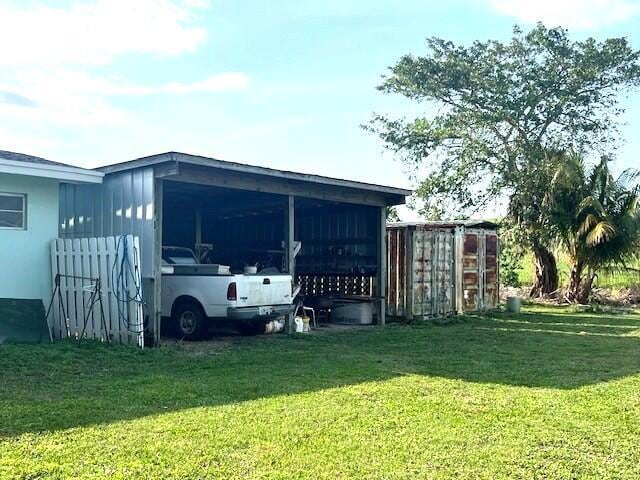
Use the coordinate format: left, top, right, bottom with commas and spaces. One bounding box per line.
386, 221, 499, 320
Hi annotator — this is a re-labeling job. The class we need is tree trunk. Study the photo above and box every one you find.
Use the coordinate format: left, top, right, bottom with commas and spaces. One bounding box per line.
530, 244, 558, 297
567, 263, 595, 304
577, 272, 596, 304
566, 261, 584, 303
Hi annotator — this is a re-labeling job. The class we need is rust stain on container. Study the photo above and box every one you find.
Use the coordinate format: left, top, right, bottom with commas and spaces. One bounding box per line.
464, 234, 478, 254
464, 272, 478, 285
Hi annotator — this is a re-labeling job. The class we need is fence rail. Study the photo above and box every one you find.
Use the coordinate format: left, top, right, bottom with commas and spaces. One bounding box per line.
49, 235, 144, 347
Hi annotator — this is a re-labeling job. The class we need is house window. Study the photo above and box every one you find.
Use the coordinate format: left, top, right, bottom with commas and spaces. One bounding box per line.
0, 193, 26, 229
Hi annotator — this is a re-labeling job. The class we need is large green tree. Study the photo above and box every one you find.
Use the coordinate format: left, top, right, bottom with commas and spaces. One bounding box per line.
369, 24, 640, 296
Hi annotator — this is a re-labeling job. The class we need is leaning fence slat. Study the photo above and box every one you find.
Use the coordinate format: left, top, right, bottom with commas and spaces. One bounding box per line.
132, 235, 144, 348
50, 240, 61, 339
88, 237, 101, 340
97, 236, 113, 340
109, 236, 123, 343
71, 239, 83, 337
80, 238, 93, 338
119, 235, 132, 346
62, 239, 74, 337
58, 238, 68, 339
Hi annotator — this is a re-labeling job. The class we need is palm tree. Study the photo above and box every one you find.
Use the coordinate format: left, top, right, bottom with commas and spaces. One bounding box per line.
545, 153, 640, 303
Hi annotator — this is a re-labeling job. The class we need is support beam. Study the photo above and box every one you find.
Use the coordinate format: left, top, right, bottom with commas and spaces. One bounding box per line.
285, 195, 296, 334
165, 163, 390, 207
195, 208, 202, 245
454, 226, 465, 314
377, 206, 387, 326
152, 178, 164, 346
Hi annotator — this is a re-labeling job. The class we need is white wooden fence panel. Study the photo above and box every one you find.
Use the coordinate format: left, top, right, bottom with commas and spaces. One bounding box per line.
50, 235, 144, 347
96, 237, 112, 336
72, 239, 83, 336
63, 239, 74, 335
87, 238, 99, 339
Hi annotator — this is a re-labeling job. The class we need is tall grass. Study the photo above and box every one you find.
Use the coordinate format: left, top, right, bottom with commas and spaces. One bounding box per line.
517, 252, 640, 289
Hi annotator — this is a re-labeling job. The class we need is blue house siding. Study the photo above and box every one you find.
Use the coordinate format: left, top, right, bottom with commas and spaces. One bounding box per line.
0, 173, 59, 303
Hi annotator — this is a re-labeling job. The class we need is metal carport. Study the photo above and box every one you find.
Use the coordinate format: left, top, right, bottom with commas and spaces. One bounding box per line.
59, 151, 410, 345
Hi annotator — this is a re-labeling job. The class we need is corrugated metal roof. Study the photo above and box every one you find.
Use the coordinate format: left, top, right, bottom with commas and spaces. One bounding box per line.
0, 150, 73, 167
388, 220, 499, 230
96, 151, 413, 197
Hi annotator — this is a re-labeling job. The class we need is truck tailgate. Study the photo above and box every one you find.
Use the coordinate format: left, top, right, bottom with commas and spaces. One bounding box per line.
235, 275, 292, 307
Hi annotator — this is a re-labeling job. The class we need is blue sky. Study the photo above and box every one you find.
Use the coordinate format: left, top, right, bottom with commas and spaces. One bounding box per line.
1, 0, 639, 219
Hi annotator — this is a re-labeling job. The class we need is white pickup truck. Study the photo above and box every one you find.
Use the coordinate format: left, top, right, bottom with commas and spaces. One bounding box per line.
161, 247, 294, 339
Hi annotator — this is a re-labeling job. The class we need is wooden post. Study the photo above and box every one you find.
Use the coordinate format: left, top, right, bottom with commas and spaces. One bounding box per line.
405, 227, 414, 321
195, 208, 202, 246
285, 195, 295, 334
479, 230, 486, 311
377, 206, 386, 326
152, 178, 164, 346
454, 226, 465, 314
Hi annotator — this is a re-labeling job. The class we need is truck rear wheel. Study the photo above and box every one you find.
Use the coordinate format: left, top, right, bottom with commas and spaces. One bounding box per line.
173, 301, 209, 340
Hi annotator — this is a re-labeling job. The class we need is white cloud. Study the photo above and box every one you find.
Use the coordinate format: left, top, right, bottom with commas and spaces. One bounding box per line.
9, 69, 250, 97
0, 1, 249, 129
489, 0, 640, 29
0, 0, 208, 66
0, 69, 249, 126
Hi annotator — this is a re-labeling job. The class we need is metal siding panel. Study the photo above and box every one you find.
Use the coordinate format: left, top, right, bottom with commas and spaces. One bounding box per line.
58, 184, 67, 236
122, 172, 133, 236
58, 168, 156, 279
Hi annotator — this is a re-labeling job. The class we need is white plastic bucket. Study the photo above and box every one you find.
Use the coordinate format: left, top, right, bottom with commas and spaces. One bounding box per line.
506, 297, 522, 314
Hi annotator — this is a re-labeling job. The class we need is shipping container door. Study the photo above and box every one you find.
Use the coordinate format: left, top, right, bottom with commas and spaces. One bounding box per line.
412, 228, 431, 318
386, 228, 406, 317
484, 233, 499, 309
462, 231, 480, 311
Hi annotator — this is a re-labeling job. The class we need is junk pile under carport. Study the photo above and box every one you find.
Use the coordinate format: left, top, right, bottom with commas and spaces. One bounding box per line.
161, 183, 385, 335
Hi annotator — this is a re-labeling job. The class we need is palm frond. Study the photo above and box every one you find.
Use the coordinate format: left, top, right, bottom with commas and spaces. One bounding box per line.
585, 220, 616, 246
617, 168, 640, 189
577, 195, 606, 217
578, 213, 598, 236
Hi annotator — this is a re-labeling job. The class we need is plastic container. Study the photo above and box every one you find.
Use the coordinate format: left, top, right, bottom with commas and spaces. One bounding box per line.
302, 316, 311, 332
265, 318, 285, 334
506, 296, 522, 314
244, 265, 258, 274
294, 316, 304, 333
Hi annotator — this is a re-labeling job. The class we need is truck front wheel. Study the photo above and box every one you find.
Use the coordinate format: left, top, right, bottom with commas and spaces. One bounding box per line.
173, 302, 209, 340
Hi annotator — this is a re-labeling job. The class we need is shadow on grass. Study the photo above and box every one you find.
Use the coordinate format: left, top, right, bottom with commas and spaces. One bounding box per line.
1, 307, 639, 437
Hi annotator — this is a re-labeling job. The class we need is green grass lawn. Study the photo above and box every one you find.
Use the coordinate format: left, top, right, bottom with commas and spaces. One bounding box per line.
2, 306, 640, 479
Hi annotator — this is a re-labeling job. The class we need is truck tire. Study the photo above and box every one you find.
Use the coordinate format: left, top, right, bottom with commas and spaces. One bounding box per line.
237, 319, 267, 336
173, 301, 209, 340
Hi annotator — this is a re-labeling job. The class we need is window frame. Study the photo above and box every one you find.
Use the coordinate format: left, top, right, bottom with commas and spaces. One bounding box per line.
0, 192, 27, 230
